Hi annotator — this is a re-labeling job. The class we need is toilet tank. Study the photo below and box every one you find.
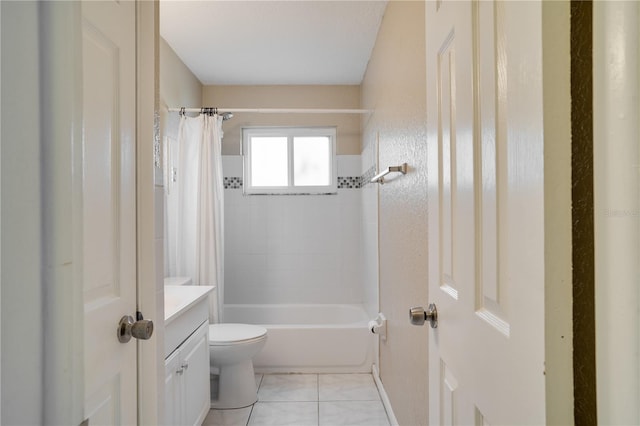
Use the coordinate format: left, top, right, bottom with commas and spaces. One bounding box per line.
164, 276, 193, 286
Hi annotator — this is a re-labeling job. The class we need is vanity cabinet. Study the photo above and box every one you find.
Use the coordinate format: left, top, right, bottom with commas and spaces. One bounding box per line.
165, 321, 210, 426
164, 285, 215, 426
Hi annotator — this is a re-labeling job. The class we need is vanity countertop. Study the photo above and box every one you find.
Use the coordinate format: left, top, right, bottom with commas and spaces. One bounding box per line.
164, 285, 215, 324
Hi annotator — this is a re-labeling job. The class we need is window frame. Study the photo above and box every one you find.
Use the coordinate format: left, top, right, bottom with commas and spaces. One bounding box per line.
242, 126, 338, 195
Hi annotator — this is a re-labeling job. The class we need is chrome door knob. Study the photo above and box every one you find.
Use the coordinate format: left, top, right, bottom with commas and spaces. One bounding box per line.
409, 304, 438, 328
117, 315, 154, 343
131, 319, 154, 340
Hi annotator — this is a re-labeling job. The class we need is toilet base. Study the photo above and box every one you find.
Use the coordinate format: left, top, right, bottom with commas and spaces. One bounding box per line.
210, 359, 259, 409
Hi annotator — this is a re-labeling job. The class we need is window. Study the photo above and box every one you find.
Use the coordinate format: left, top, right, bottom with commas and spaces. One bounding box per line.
242, 127, 337, 194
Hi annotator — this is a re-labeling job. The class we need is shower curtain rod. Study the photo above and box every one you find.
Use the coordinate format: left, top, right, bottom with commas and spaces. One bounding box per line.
168, 107, 371, 114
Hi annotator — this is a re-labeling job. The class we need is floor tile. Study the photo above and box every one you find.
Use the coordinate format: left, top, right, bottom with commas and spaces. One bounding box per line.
319, 374, 380, 401
248, 402, 318, 426
203, 407, 252, 426
255, 373, 263, 388
319, 400, 390, 426
258, 374, 318, 402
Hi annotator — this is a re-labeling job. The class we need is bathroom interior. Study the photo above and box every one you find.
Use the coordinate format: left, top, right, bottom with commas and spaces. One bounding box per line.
160, 1, 428, 425
6, 0, 620, 425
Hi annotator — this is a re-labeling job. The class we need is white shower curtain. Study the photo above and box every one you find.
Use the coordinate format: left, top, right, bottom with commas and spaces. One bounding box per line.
166, 113, 224, 323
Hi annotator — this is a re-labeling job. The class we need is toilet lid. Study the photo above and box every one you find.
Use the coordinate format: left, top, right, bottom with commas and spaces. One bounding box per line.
209, 323, 267, 345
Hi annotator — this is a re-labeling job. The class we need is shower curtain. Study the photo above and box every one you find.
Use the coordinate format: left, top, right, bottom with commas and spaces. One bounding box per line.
166, 113, 224, 323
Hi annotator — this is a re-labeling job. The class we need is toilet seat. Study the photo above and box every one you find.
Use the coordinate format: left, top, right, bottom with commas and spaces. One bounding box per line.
209, 323, 267, 346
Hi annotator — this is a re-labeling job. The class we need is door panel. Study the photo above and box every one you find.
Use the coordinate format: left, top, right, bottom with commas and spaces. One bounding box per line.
472, 0, 509, 336
428, 3, 475, 423
426, 0, 546, 424
437, 28, 458, 301
82, 1, 137, 424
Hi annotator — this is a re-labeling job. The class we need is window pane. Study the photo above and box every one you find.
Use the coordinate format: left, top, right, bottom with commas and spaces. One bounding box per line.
250, 137, 288, 187
293, 136, 331, 186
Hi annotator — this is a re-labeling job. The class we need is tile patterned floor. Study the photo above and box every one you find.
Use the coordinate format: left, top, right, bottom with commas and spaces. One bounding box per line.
203, 373, 390, 426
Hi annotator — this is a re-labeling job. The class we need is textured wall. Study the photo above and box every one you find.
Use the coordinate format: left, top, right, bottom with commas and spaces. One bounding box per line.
160, 36, 203, 174
202, 85, 361, 155
160, 37, 203, 115
361, 2, 429, 425
160, 36, 203, 143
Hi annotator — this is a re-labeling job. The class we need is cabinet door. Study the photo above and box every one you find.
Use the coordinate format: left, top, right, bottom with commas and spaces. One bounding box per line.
165, 350, 183, 425
181, 322, 211, 426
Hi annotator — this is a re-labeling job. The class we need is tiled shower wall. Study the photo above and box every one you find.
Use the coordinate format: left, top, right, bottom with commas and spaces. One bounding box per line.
223, 155, 375, 305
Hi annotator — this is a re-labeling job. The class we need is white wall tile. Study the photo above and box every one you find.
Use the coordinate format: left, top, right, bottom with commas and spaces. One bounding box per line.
222, 153, 368, 305
222, 155, 243, 176
337, 155, 362, 176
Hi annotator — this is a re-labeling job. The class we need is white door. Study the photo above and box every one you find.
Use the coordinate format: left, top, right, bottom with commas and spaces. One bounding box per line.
426, 1, 547, 423
82, 0, 138, 423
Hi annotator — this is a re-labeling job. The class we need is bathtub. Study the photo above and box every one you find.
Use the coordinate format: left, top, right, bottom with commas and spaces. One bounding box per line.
223, 304, 375, 374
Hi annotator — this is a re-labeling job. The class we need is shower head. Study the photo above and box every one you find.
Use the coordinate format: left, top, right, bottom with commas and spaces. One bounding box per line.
221, 112, 234, 121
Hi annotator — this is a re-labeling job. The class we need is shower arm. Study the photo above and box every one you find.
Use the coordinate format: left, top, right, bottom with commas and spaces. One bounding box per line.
370, 163, 408, 185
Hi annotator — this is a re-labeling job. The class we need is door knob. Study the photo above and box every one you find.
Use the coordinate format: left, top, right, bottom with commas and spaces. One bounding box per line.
117, 315, 154, 343
409, 304, 438, 328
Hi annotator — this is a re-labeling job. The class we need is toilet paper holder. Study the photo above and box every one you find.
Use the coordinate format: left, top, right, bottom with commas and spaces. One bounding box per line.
368, 313, 387, 341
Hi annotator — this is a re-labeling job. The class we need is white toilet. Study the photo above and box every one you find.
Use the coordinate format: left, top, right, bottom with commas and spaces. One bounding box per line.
209, 323, 267, 409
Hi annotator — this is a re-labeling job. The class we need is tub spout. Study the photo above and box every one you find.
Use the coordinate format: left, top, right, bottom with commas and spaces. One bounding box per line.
369, 313, 387, 341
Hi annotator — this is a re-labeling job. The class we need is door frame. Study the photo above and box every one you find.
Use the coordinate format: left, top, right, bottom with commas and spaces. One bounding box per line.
1, 2, 3, 419
135, 1, 163, 424
1, 2, 47, 423
40, 2, 85, 423
541, 1, 575, 422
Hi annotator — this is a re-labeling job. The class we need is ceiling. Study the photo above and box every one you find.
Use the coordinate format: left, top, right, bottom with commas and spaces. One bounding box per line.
160, 1, 388, 86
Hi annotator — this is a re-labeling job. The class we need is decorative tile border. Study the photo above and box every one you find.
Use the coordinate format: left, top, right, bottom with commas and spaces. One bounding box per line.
224, 177, 243, 189
224, 165, 378, 190
338, 176, 360, 189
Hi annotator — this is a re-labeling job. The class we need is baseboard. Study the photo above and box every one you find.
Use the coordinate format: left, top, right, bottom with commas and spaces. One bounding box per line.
372, 364, 399, 426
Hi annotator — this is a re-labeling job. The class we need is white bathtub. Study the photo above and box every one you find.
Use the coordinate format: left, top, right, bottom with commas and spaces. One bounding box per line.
223, 304, 375, 374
